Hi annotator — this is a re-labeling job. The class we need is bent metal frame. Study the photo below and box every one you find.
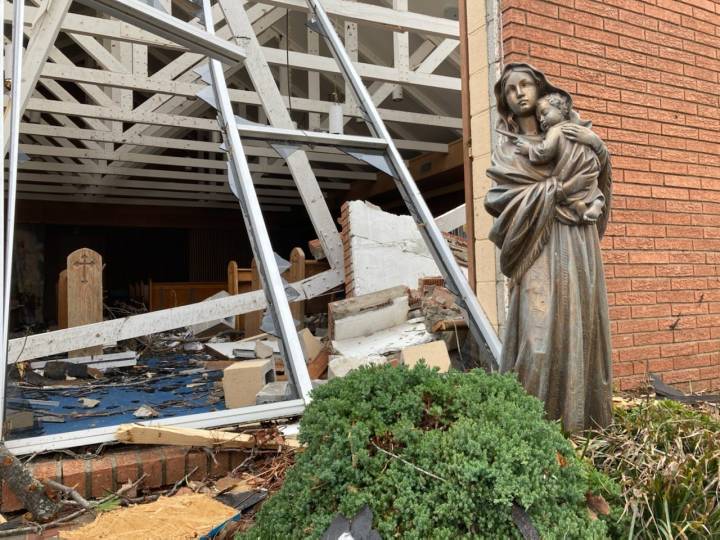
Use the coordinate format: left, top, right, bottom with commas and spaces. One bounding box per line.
1, 0, 501, 455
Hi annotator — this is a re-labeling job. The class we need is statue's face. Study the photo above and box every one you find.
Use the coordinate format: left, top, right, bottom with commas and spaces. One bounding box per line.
504, 71, 539, 117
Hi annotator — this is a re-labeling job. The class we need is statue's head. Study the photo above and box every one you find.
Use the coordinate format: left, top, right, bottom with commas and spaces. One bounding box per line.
495, 63, 573, 133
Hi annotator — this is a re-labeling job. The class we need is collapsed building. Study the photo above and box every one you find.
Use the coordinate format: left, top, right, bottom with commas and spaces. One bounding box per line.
0, 1, 499, 515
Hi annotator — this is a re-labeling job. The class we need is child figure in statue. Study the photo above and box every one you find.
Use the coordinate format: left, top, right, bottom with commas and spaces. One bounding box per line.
514, 93, 605, 224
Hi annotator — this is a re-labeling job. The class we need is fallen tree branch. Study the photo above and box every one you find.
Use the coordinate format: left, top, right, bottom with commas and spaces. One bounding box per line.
370, 442, 446, 482
0, 442, 60, 522
45, 479, 91, 509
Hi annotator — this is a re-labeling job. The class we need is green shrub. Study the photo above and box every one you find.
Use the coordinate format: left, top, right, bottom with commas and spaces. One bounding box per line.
577, 399, 720, 539
240, 364, 610, 539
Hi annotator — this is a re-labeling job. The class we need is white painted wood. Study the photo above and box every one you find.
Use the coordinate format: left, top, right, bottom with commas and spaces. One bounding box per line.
392, 0, 408, 102
7, 268, 343, 363
19, 159, 379, 180
19, 123, 372, 166
259, 0, 459, 37
15, 191, 292, 211
260, 46, 460, 90
17, 171, 314, 196
434, 203, 467, 233
16, 180, 306, 204
37, 62, 461, 128
3, 0, 72, 150
307, 18, 320, 130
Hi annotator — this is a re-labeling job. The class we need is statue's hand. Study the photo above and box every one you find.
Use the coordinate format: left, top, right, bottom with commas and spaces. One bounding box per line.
561, 124, 603, 152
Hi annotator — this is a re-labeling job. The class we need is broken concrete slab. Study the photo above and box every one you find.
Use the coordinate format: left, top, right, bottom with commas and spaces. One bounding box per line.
223, 359, 275, 409
188, 290, 235, 337
400, 340, 451, 372
331, 318, 436, 360
329, 285, 409, 341
342, 201, 450, 296
327, 355, 386, 379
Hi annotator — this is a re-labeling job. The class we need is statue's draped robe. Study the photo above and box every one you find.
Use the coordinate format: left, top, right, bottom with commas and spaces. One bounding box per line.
485, 133, 613, 432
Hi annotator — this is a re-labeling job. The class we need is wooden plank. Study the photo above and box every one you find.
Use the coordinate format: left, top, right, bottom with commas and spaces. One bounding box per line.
7, 268, 344, 363
57, 269, 67, 330
149, 282, 226, 312
288, 248, 306, 325
259, 0, 459, 37
3, 0, 73, 151
115, 424, 300, 449
244, 259, 262, 338
66, 248, 103, 357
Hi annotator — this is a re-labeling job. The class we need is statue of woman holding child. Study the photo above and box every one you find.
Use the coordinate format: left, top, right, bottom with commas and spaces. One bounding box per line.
485, 63, 613, 432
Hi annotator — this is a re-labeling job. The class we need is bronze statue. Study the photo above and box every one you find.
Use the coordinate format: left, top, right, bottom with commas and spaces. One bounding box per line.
485, 63, 613, 432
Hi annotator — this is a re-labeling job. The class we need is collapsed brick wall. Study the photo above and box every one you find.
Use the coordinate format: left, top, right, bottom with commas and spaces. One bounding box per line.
499, 0, 720, 391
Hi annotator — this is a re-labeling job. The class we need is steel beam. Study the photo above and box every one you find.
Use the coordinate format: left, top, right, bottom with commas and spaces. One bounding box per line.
306, 0, 501, 370
201, 0, 313, 402
1, 0, 26, 434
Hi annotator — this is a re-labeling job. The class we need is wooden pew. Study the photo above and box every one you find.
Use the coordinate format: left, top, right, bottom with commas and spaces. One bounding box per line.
227, 248, 331, 338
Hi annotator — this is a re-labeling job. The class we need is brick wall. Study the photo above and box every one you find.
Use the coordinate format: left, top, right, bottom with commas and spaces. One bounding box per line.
498, 0, 720, 391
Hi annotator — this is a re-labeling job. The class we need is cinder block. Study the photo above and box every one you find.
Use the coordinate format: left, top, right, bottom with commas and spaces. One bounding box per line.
255, 381, 297, 404
400, 341, 451, 372
222, 359, 275, 409
327, 355, 386, 379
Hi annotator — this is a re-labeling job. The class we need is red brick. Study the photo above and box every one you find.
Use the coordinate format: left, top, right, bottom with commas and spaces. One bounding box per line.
648, 358, 675, 372
662, 369, 700, 384
89, 458, 114, 499
498, 0, 720, 399
634, 330, 674, 345
62, 458, 89, 498
186, 449, 208, 481
673, 354, 713, 370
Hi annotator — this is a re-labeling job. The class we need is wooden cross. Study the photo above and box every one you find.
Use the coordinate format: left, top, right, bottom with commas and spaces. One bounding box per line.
73, 252, 95, 283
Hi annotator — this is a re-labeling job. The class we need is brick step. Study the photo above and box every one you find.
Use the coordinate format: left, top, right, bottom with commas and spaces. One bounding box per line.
1, 445, 244, 513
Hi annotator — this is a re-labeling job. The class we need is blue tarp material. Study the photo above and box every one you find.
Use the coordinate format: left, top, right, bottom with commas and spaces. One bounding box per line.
7, 354, 225, 440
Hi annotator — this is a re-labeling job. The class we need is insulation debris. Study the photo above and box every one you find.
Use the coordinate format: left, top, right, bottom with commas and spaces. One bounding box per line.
59, 494, 237, 540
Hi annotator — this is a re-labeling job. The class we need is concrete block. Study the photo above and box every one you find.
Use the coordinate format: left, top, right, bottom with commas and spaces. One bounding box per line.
222, 359, 275, 409
255, 381, 297, 404
298, 328, 323, 362
400, 340, 451, 372
329, 285, 409, 340
327, 355, 386, 379
208, 339, 279, 359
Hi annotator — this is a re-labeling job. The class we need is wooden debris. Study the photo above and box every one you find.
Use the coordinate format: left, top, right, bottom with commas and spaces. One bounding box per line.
60, 493, 237, 540
0, 442, 60, 523
115, 424, 300, 449
431, 318, 467, 333
307, 348, 330, 379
